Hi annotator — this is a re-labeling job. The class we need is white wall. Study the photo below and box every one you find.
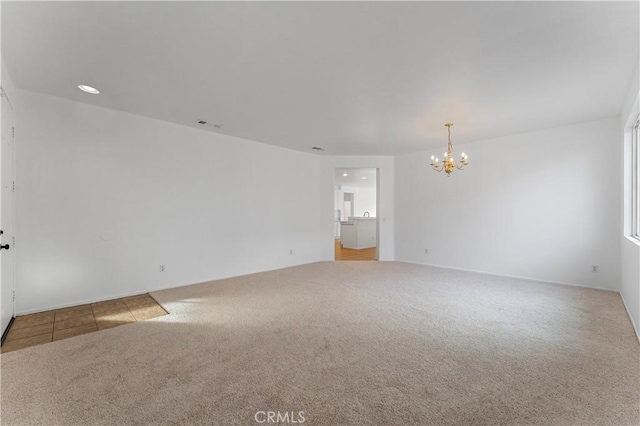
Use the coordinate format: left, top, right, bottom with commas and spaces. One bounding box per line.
10, 82, 634, 324
322, 156, 394, 261
353, 185, 376, 217
15, 89, 326, 314
396, 118, 622, 290
620, 63, 640, 339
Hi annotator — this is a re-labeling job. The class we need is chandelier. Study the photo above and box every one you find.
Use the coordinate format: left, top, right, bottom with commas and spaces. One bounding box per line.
430, 123, 468, 176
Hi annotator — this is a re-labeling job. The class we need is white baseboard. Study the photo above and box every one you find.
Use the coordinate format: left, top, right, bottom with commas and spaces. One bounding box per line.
14, 260, 323, 316
15, 289, 153, 316
397, 260, 618, 293
16, 260, 639, 344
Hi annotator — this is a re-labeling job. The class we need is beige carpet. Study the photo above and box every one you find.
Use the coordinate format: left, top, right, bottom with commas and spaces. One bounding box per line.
1, 262, 638, 425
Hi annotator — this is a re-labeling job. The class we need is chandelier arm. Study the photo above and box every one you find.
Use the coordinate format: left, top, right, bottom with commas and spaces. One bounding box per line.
456, 163, 466, 170
431, 163, 444, 172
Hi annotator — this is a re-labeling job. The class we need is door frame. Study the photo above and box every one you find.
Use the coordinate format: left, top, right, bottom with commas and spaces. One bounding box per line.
0, 86, 16, 342
333, 167, 379, 261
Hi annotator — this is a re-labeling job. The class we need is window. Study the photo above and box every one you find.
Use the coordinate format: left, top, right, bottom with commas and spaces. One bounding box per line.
633, 116, 640, 239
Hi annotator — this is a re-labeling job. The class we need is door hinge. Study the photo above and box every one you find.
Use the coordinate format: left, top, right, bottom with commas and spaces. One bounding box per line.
12, 127, 15, 139
12, 181, 15, 192
12, 236, 15, 246
12, 291, 15, 302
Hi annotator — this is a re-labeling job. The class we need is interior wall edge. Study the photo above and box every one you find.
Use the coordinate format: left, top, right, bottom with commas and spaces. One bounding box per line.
620, 290, 640, 342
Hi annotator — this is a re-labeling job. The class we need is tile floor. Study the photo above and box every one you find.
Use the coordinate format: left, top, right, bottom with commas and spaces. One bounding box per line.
1, 294, 167, 353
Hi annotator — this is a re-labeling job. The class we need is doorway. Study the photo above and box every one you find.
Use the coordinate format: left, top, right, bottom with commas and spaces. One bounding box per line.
334, 168, 378, 261
1, 88, 16, 339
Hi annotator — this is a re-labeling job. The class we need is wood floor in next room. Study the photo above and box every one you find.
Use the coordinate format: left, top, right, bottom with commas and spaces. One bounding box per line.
335, 238, 377, 261
1, 294, 167, 353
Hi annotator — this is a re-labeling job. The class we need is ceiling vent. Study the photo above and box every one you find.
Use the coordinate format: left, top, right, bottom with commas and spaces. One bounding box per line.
197, 120, 223, 128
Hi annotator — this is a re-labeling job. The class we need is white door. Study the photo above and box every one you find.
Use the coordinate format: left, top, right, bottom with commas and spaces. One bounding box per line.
1, 89, 15, 337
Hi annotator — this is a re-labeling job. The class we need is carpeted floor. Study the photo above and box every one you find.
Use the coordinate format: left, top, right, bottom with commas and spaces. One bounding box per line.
1, 262, 638, 425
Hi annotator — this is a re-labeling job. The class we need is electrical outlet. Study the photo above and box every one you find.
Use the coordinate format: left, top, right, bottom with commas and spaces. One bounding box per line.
591, 265, 599, 273
160, 265, 165, 272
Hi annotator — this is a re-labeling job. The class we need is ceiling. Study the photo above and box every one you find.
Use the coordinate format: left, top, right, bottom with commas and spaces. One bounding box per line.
2, 1, 638, 156
335, 168, 377, 189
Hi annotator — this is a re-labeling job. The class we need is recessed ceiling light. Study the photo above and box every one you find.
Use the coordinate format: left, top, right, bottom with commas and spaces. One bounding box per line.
362, 177, 367, 180
342, 173, 348, 177
78, 84, 100, 94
